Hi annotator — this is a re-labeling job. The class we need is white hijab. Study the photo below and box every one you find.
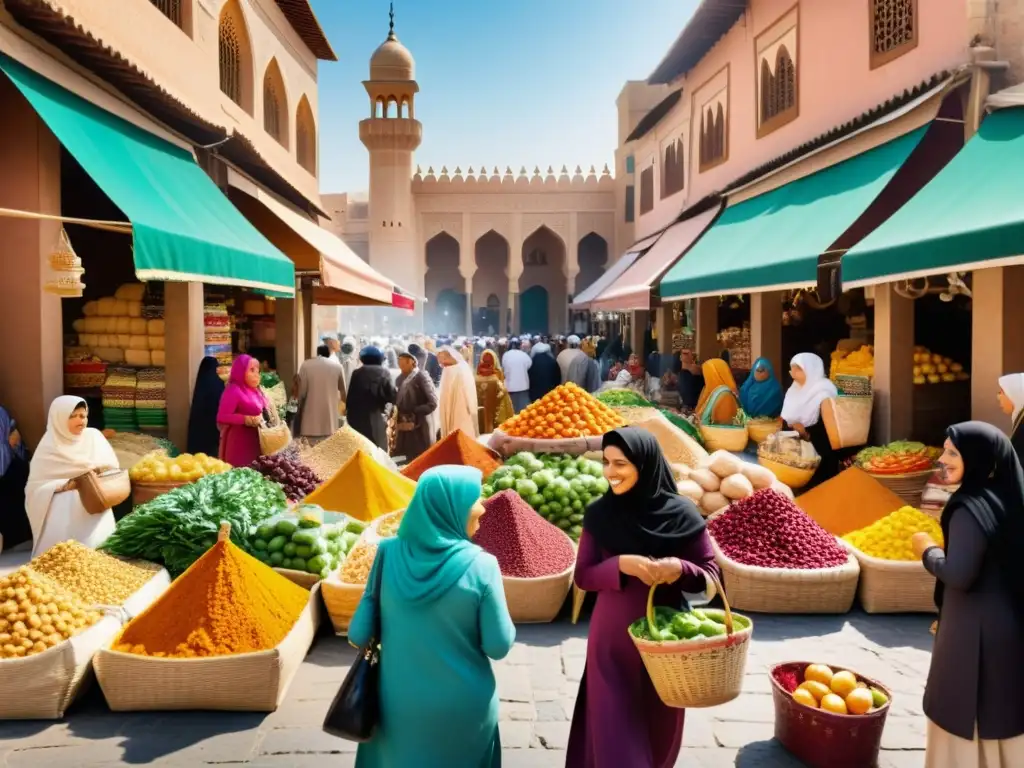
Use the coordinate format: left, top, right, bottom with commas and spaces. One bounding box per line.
781, 353, 837, 428
438, 345, 479, 438
999, 373, 1024, 426
26, 395, 119, 551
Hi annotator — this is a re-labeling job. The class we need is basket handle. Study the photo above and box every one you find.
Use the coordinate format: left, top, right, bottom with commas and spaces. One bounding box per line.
701, 386, 739, 425
644, 567, 734, 638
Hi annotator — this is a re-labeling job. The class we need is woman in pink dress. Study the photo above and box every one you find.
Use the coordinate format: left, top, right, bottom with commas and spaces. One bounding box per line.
216, 355, 267, 467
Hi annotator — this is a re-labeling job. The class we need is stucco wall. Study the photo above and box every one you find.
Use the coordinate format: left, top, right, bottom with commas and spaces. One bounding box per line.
628, 0, 972, 239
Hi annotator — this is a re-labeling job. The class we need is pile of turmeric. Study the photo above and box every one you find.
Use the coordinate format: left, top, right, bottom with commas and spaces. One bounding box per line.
796, 467, 905, 536
302, 450, 416, 522
113, 531, 308, 658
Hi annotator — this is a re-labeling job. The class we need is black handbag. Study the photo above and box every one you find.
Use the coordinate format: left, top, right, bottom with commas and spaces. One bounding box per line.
323, 548, 385, 742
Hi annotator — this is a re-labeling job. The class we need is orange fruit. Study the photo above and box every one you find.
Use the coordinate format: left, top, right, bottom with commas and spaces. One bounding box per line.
797, 681, 830, 702
792, 688, 818, 709
820, 693, 848, 715
829, 671, 858, 699
804, 664, 834, 687
845, 688, 873, 715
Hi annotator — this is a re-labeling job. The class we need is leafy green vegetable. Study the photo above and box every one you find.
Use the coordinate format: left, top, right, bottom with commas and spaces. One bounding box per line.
658, 409, 705, 446
99, 468, 286, 576
596, 390, 654, 408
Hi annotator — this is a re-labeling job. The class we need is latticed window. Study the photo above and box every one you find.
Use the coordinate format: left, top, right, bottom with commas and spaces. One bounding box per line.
625, 185, 635, 223
639, 165, 655, 215
264, 77, 282, 143
759, 46, 797, 135
662, 137, 685, 199
149, 0, 181, 27
870, 0, 917, 68
219, 16, 242, 104
699, 106, 726, 170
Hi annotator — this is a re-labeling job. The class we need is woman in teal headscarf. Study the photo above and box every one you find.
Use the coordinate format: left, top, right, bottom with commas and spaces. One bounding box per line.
348, 465, 516, 768
739, 357, 784, 418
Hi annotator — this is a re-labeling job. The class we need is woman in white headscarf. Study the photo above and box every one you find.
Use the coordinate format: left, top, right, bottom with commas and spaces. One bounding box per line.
997, 373, 1024, 462
437, 346, 479, 439
781, 352, 839, 490
26, 396, 120, 556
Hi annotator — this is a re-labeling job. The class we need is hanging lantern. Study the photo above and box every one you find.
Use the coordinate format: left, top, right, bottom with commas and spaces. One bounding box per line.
44, 227, 85, 298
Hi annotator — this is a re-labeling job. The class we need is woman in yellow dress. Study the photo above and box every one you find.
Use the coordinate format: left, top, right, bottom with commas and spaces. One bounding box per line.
695, 353, 740, 423
476, 349, 515, 434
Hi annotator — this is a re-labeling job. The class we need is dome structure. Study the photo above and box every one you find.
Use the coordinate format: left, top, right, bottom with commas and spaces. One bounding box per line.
370, 6, 414, 81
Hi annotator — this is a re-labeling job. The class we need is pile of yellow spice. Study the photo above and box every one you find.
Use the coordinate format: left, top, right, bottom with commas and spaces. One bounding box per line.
30, 541, 161, 606
843, 506, 943, 561
0, 568, 102, 659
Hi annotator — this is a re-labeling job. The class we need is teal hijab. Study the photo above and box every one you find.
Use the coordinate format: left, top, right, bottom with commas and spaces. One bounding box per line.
739, 357, 784, 418
390, 465, 484, 604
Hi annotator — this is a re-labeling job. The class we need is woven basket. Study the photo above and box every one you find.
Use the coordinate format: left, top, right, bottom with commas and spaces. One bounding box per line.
571, 584, 586, 624
707, 513, 860, 614
699, 423, 749, 453
771, 661, 892, 768
630, 573, 752, 708
822, 396, 873, 450
834, 375, 873, 397
321, 578, 366, 635
503, 548, 575, 624
273, 568, 321, 589
131, 480, 188, 507
866, 469, 933, 508
94, 585, 321, 712
747, 419, 782, 444
843, 543, 937, 614
757, 457, 817, 489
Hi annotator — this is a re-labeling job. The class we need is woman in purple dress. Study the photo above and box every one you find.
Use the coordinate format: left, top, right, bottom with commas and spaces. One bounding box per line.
567, 427, 720, 768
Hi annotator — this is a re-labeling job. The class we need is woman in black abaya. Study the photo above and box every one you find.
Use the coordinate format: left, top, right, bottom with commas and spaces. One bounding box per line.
187, 357, 225, 457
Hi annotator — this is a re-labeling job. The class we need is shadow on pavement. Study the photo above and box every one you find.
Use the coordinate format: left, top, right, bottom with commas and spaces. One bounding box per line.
735, 738, 807, 767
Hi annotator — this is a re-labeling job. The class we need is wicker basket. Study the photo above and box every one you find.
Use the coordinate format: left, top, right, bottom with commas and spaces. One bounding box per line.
503, 558, 575, 624
757, 457, 817, 489
94, 585, 321, 712
707, 513, 860, 614
866, 469, 933, 508
630, 573, 752, 709
571, 585, 586, 624
834, 375, 873, 397
131, 480, 188, 506
321, 578, 366, 635
747, 419, 782, 444
699, 423, 749, 453
843, 543, 937, 614
771, 661, 892, 768
821, 396, 873, 450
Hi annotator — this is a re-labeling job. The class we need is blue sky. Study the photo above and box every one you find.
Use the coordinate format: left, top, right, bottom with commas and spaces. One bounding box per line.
310, 0, 698, 193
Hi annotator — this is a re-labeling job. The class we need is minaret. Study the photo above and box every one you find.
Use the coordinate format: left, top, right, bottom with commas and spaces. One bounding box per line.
360, 4, 421, 303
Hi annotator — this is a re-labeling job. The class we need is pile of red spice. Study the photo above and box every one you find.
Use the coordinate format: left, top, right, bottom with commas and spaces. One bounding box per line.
772, 667, 800, 694
473, 491, 576, 578
400, 429, 503, 481
707, 489, 848, 570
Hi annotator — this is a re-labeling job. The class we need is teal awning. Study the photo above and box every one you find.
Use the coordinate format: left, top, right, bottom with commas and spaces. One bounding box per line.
843, 108, 1024, 287
0, 53, 294, 295
659, 127, 927, 300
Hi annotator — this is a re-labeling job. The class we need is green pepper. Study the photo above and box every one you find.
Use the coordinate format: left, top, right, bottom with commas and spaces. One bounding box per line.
267, 535, 287, 553
294, 544, 313, 559
290, 558, 307, 572
307, 555, 329, 574
275, 519, 298, 537
291, 529, 320, 547
279, 558, 293, 569
256, 523, 277, 540
283, 542, 297, 557
252, 539, 269, 552
269, 551, 284, 566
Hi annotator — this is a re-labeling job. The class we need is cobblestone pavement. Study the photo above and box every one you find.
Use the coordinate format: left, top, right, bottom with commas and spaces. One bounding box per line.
0, 610, 934, 767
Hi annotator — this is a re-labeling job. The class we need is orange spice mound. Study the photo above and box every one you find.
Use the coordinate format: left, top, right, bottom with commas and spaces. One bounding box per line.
400, 429, 503, 481
113, 539, 309, 658
796, 467, 905, 536
501, 383, 625, 439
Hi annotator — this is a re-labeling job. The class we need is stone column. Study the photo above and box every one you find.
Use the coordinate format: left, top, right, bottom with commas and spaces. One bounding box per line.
631, 310, 650, 359
508, 213, 524, 335
694, 297, 718, 361
971, 266, 1024, 428
0, 78, 64, 446
164, 281, 205, 451
872, 283, 914, 443
464, 272, 474, 337
656, 304, 674, 355
566, 213, 579, 334
750, 291, 783, 375
274, 290, 299, 386
300, 286, 314, 358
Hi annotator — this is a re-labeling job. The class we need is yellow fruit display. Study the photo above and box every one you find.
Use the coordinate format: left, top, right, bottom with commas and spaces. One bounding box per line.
797, 680, 830, 702
791, 664, 889, 716
792, 688, 818, 709
912, 347, 969, 385
830, 345, 874, 378
846, 687, 874, 715
501, 383, 624, 439
804, 663, 834, 687
129, 451, 232, 484
843, 506, 944, 561
821, 693, 849, 714
829, 670, 859, 699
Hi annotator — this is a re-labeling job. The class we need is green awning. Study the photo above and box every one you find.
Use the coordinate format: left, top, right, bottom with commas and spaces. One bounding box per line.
0, 53, 294, 295
843, 108, 1024, 287
659, 127, 927, 300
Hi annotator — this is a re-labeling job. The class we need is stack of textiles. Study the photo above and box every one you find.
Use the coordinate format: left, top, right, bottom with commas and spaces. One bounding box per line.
141, 282, 164, 320
101, 367, 138, 431
63, 346, 107, 390
134, 368, 168, 432
204, 303, 232, 380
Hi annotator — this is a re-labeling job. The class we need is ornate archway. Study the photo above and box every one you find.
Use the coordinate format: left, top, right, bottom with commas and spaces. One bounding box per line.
576, 232, 608, 296
519, 226, 566, 335
425, 232, 463, 335
473, 230, 509, 336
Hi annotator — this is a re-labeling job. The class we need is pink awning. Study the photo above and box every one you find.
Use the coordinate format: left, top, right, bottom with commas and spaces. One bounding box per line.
589, 204, 721, 311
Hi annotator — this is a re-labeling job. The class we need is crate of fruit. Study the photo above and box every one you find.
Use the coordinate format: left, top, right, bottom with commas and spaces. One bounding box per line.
706, 490, 860, 614
770, 661, 892, 768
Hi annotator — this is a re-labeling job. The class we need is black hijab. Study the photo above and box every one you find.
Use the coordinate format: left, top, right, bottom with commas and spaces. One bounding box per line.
938, 421, 1024, 612
583, 427, 706, 558
187, 356, 225, 456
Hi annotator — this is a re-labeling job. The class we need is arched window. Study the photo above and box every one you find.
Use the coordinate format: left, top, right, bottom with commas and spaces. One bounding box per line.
760, 59, 774, 125
218, 0, 253, 114
262, 59, 288, 147
870, 0, 917, 68
758, 46, 797, 136
296, 95, 317, 175
662, 135, 685, 198
149, 0, 182, 27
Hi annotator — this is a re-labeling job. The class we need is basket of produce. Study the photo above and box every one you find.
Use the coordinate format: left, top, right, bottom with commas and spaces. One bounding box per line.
707, 490, 860, 614
489, 383, 625, 457
249, 454, 323, 502
841, 506, 940, 614
834, 374, 873, 397
746, 417, 783, 444
821, 395, 873, 450
854, 442, 939, 507
771, 661, 892, 768
94, 524, 321, 712
698, 386, 748, 452
129, 452, 233, 506
482, 452, 609, 542
757, 432, 820, 489
321, 532, 378, 635
0, 543, 169, 720
629, 573, 752, 709
676, 450, 778, 518
474, 491, 577, 623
